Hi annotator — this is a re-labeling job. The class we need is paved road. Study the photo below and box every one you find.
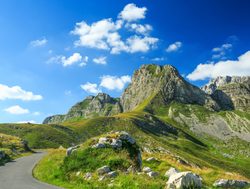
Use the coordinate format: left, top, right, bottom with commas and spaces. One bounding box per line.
0, 152, 63, 189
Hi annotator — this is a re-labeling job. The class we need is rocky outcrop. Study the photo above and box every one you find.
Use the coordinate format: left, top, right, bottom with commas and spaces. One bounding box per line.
166, 171, 202, 189
121, 64, 219, 113
43, 93, 122, 124
202, 76, 250, 111
213, 179, 250, 188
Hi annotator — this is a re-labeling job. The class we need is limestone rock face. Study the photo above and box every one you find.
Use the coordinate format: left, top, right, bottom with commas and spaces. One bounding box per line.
213, 179, 250, 188
166, 171, 202, 189
43, 93, 122, 124
202, 76, 250, 111
121, 64, 219, 112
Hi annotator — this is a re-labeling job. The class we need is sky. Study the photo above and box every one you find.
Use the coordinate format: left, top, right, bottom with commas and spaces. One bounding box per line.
0, 0, 250, 123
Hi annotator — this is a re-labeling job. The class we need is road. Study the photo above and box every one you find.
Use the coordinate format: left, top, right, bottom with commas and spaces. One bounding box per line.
0, 152, 63, 189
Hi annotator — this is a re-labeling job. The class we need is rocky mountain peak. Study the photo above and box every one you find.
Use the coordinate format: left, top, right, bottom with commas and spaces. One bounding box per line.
43, 93, 122, 124
202, 76, 250, 110
121, 64, 219, 112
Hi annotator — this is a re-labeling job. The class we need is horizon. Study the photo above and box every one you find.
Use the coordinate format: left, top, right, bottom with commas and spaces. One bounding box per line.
1, 0, 250, 123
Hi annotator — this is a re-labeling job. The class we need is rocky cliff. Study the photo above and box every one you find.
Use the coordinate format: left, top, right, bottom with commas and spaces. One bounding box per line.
121, 64, 219, 112
202, 76, 250, 111
43, 93, 122, 124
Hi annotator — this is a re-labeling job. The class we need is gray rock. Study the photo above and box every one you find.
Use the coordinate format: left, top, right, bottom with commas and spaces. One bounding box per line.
66, 146, 79, 156
106, 171, 118, 178
142, 167, 152, 173
92, 143, 106, 149
213, 179, 250, 188
118, 131, 136, 144
147, 171, 158, 178
84, 172, 92, 180
146, 157, 157, 162
97, 166, 111, 175
166, 171, 202, 189
165, 167, 179, 178
110, 139, 122, 148
98, 137, 108, 144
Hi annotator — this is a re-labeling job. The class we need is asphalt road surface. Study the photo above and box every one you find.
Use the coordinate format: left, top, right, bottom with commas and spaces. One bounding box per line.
0, 152, 63, 189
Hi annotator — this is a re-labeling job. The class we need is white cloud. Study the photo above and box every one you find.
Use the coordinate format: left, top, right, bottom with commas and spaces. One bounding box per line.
100, 75, 131, 90
166, 41, 182, 52
71, 19, 118, 49
33, 112, 41, 116
81, 82, 101, 94
126, 35, 158, 53
187, 51, 250, 81
4, 105, 29, 115
93, 56, 107, 65
16, 120, 36, 124
47, 53, 88, 67
125, 23, 152, 35
211, 43, 232, 60
118, 3, 147, 22
30, 38, 47, 47
151, 57, 165, 61
0, 84, 43, 101
71, 4, 158, 54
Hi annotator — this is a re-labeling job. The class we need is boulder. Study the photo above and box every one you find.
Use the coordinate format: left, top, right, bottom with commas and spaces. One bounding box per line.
146, 157, 157, 162
66, 145, 79, 156
213, 179, 250, 188
92, 143, 106, 149
110, 138, 122, 148
97, 166, 111, 175
106, 171, 118, 178
143, 167, 152, 173
166, 171, 202, 189
84, 172, 92, 180
165, 167, 179, 178
147, 171, 159, 178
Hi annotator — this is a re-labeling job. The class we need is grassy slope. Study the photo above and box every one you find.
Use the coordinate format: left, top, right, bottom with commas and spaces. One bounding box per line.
0, 133, 32, 165
0, 123, 78, 148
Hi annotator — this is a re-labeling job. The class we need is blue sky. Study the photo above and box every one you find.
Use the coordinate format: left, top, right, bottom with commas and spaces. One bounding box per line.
0, 0, 250, 123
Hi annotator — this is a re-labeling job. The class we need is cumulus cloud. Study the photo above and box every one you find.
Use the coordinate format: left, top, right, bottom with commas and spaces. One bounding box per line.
211, 43, 232, 59
93, 56, 107, 65
30, 38, 47, 47
187, 51, 250, 81
125, 23, 152, 35
81, 82, 101, 94
118, 3, 147, 22
166, 41, 182, 52
47, 53, 88, 67
71, 4, 158, 54
4, 105, 30, 115
100, 75, 131, 90
0, 84, 43, 101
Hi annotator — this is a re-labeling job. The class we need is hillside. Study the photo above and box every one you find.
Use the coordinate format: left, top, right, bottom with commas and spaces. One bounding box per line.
0, 64, 249, 188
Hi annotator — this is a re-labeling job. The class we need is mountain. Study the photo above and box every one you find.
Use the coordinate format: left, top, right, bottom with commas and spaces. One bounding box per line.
202, 76, 250, 111
121, 64, 220, 112
43, 93, 122, 124
44, 64, 220, 124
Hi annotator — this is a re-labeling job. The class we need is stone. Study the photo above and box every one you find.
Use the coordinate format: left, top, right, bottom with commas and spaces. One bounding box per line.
106, 171, 118, 178
147, 171, 158, 178
110, 139, 122, 148
84, 172, 92, 180
165, 167, 179, 178
66, 146, 79, 156
92, 143, 106, 149
146, 157, 157, 162
99, 137, 108, 144
142, 167, 152, 173
166, 171, 202, 189
97, 166, 111, 175
213, 179, 250, 188
118, 131, 136, 144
